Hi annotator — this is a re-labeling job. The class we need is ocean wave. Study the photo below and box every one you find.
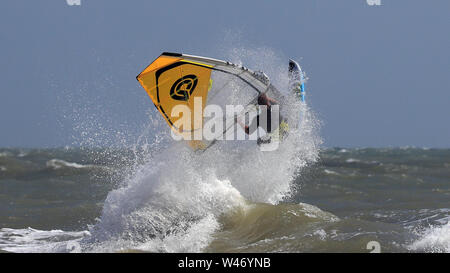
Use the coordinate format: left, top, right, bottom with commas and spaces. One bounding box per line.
345, 158, 360, 163
46, 159, 94, 170
323, 169, 339, 175
83, 165, 247, 252
0, 152, 12, 157
408, 221, 450, 253
17, 151, 28, 157
205, 202, 339, 252
0, 47, 321, 253
0, 228, 90, 253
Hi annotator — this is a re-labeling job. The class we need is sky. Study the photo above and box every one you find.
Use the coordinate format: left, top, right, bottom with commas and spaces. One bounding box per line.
0, 0, 449, 148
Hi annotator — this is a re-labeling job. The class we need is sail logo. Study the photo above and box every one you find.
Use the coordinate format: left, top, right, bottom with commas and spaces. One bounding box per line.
170, 75, 198, 101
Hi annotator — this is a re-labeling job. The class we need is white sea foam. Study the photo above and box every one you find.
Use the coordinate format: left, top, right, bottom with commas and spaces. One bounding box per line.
408, 221, 450, 253
84, 159, 248, 252
17, 151, 28, 157
0, 152, 11, 157
313, 229, 328, 241
0, 228, 90, 253
345, 158, 360, 163
46, 159, 93, 169
298, 203, 339, 222
324, 169, 339, 175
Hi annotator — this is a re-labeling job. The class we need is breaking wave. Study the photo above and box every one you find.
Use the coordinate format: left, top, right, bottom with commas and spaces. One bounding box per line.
0, 47, 321, 253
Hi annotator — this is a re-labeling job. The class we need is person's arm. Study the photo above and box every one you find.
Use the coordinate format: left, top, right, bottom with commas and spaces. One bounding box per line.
267, 85, 285, 104
267, 97, 279, 105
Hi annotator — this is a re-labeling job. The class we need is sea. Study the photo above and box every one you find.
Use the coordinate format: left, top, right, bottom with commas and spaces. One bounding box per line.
0, 145, 448, 253
1, 48, 448, 253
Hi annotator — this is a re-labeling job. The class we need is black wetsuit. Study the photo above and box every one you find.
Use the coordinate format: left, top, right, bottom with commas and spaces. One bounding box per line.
245, 94, 285, 136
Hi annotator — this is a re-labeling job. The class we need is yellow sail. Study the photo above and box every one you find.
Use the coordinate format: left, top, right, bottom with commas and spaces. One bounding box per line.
137, 54, 213, 140
136, 52, 274, 150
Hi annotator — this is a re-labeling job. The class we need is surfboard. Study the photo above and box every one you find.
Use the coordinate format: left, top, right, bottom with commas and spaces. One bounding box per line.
289, 59, 306, 102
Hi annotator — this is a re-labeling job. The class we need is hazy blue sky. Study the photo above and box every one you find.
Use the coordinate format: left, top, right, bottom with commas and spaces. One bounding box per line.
1, 0, 449, 148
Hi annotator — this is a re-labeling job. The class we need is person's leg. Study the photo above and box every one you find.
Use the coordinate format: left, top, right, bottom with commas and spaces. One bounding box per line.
245, 114, 259, 135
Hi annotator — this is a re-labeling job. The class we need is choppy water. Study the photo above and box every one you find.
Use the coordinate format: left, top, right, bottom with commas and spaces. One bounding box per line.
1, 47, 448, 253
0, 147, 448, 253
